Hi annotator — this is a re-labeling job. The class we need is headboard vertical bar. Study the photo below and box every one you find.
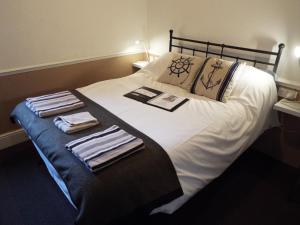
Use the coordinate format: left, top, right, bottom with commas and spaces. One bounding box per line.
180, 46, 183, 53
169, 30, 174, 52
206, 42, 210, 57
273, 43, 285, 73
220, 44, 225, 59
193, 49, 196, 56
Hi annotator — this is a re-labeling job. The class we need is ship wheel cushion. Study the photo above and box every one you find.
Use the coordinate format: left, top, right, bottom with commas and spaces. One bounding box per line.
192, 57, 240, 102
158, 52, 205, 91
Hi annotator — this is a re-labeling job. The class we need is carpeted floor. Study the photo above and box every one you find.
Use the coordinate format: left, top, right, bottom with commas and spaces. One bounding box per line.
0, 141, 299, 225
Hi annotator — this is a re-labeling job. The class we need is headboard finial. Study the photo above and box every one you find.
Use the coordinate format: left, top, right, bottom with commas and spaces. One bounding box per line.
279, 43, 285, 49
273, 43, 285, 73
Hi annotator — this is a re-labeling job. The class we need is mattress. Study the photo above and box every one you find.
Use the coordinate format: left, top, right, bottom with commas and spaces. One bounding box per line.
75, 55, 278, 213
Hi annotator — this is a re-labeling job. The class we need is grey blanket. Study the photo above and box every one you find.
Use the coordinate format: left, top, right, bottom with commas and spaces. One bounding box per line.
10, 90, 183, 225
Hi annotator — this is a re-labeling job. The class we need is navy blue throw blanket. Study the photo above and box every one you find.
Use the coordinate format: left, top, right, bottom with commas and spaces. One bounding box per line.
10, 90, 183, 225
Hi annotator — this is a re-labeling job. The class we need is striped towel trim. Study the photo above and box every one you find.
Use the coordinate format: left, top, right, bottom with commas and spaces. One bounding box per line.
65, 125, 144, 172
35, 100, 82, 112
28, 95, 80, 110
66, 125, 119, 149
89, 139, 144, 172
78, 131, 137, 161
26, 91, 84, 117
26, 91, 71, 103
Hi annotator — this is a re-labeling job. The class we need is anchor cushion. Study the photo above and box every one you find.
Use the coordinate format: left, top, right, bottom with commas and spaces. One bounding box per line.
191, 57, 240, 102
158, 53, 205, 91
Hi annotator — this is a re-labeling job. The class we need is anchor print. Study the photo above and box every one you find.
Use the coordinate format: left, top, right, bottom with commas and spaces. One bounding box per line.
201, 60, 223, 89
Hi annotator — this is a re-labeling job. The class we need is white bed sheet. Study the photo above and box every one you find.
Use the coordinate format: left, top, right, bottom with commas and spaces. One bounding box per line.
77, 58, 278, 214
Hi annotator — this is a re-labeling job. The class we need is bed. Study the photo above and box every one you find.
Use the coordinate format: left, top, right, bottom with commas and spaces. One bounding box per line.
11, 30, 285, 225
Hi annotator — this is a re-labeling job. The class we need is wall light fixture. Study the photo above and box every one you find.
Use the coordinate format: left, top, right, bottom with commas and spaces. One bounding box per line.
135, 40, 150, 62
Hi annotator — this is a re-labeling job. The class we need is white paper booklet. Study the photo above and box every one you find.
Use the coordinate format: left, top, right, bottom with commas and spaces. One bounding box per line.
147, 93, 187, 111
133, 88, 158, 98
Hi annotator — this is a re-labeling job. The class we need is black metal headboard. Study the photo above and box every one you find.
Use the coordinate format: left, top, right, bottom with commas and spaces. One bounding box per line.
169, 29, 285, 73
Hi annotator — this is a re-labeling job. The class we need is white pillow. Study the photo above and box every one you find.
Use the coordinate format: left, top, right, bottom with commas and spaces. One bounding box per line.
229, 65, 277, 104
228, 65, 279, 131
141, 52, 174, 80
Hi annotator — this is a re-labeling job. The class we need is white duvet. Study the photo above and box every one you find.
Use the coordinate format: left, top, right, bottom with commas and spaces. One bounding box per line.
77, 54, 278, 214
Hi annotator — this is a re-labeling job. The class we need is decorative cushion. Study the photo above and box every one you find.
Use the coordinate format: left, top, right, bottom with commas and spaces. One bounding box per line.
158, 53, 205, 91
191, 57, 240, 102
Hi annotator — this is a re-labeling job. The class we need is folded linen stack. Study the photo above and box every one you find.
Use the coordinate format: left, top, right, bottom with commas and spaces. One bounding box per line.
26, 91, 84, 117
65, 125, 144, 172
54, 112, 99, 134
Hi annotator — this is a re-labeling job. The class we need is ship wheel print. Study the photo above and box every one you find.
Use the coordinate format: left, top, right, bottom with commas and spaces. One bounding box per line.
168, 56, 194, 77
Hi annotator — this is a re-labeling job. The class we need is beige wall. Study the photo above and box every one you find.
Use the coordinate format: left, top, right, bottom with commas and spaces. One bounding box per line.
147, 0, 300, 84
0, 0, 147, 72
0, 53, 145, 134
2, 0, 300, 134
0, 0, 147, 134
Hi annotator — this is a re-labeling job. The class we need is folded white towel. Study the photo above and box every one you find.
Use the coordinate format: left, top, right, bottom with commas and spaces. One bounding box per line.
54, 112, 99, 134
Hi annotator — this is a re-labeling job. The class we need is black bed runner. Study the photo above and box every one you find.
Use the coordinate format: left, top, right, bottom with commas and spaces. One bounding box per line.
10, 90, 183, 225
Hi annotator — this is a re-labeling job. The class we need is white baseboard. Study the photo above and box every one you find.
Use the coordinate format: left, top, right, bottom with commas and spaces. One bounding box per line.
0, 129, 29, 151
